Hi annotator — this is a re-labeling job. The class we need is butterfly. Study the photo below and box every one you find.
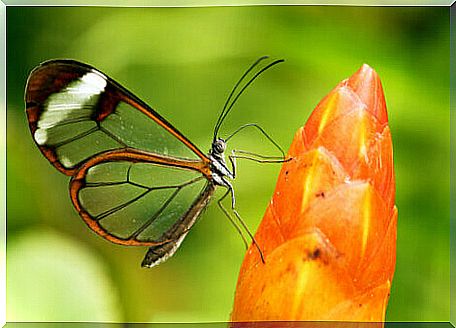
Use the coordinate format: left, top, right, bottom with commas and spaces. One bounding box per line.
25, 56, 285, 267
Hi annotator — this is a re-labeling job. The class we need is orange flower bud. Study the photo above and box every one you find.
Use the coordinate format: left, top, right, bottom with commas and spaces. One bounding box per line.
231, 64, 397, 322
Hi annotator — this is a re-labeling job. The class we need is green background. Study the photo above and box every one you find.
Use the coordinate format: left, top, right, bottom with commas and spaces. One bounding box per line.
6, 6, 450, 323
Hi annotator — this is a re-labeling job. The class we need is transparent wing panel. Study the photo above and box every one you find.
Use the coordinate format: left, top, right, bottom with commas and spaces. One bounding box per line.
77, 161, 207, 242
136, 178, 207, 242
98, 189, 176, 239
85, 162, 131, 184
34, 121, 97, 146
129, 162, 200, 187
101, 102, 199, 159
79, 183, 149, 218
55, 130, 123, 169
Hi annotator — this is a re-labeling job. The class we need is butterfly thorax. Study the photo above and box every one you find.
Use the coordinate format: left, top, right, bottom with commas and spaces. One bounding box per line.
209, 138, 234, 186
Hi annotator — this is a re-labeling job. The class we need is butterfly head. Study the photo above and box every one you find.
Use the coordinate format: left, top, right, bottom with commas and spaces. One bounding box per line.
211, 138, 227, 157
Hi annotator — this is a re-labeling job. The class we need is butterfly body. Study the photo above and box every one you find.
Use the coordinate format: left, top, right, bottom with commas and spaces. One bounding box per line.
209, 138, 235, 185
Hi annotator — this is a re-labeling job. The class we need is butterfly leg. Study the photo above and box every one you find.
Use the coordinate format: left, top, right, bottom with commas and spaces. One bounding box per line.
225, 123, 287, 159
228, 149, 237, 179
219, 179, 266, 263
218, 189, 249, 249
230, 149, 290, 164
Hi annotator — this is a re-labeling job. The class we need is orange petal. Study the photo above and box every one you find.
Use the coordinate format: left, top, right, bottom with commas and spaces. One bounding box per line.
231, 232, 351, 321
345, 64, 388, 126
291, 182, 391, 281
351, 126, 396, 212
304, 90, 384, 175
272, 147, 348, 237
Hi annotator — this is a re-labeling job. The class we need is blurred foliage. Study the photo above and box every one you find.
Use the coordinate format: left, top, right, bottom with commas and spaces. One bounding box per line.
7, 230, 122, 321
6, 6, 449, 323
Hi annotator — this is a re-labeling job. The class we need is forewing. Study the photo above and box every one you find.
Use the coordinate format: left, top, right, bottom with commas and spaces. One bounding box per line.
70, 149, 214, 246
25, 60, 208, 175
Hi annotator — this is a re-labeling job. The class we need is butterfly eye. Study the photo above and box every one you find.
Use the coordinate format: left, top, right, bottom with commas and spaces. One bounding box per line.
213, 139, 226, 153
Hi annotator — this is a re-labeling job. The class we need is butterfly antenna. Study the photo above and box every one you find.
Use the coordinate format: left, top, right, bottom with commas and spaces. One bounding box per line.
213, 58, 284, 140
213, 56, 269, 141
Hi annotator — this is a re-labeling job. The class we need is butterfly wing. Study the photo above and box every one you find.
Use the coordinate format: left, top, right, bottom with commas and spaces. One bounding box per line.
25, 60, 215, 266
25, 59, 209, 175
70, 148, 215, 268
69, 148, 213, 246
